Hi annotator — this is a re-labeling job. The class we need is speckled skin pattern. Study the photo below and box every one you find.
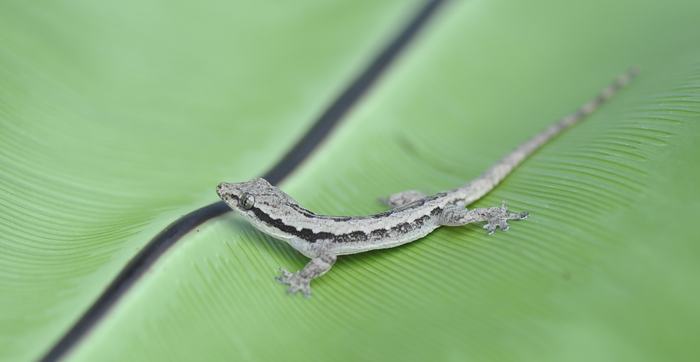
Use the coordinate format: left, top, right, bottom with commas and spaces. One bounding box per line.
218, 69, 638, 297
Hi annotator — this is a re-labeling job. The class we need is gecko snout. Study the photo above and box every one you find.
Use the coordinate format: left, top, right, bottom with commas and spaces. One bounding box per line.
216, 182, 231, 198
217, 182, 242, 199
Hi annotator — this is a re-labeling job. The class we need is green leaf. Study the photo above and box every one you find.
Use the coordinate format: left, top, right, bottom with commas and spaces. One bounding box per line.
3, 0, 700, 361
0, 1, 419, 361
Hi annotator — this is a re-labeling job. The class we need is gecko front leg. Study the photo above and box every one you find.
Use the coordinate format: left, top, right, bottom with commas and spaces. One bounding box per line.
276, 253, 337, 297
440, 199, 529, 234
380, 190, 427, 208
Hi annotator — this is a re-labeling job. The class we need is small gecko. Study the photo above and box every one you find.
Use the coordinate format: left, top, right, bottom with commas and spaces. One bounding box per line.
217, 69, 638, 297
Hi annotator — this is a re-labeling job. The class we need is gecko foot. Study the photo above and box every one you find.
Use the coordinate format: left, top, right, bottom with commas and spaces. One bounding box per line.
483, 199, 530, 235
275, 267, 312, 297
380, 190, 426, 208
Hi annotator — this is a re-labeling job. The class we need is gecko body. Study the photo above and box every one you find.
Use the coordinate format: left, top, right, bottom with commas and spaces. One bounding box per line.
217, 69, 638, 296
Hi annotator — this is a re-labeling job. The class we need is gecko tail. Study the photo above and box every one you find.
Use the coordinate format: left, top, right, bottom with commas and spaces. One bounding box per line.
456, 67, 640, 202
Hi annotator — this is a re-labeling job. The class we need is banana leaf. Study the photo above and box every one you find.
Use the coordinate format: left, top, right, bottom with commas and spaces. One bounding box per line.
1, 0, 699, 361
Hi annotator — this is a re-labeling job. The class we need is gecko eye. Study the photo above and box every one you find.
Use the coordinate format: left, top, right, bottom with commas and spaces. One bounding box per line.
239, 193, 255, 210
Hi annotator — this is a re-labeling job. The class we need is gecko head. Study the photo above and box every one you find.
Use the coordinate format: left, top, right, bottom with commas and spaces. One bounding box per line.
217, 178, 280, 216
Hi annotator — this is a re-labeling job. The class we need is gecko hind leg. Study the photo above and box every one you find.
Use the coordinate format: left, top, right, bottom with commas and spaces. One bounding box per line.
440, 199, 529, 235
379, 190, 427, 208
483, 200, 530, 234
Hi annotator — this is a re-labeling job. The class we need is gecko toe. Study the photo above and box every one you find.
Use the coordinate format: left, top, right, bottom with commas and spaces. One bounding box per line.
276, 268, 295, 285
277, 268, 313, 296
481, 201, 529, 234
285, 279, 312, 297
278, 267, 293, 278
485, 223, 498, 235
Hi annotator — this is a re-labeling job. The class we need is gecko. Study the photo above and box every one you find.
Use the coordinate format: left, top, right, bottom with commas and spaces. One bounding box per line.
217, 68, 638, 297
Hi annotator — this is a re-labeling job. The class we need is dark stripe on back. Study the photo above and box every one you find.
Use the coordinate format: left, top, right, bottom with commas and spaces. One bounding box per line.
250, 206, 440, 243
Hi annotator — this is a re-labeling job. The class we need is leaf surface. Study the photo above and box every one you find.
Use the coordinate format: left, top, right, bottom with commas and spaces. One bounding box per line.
2, 0, 700, 361
0, 1, 418, 360
68, 1, 700, 361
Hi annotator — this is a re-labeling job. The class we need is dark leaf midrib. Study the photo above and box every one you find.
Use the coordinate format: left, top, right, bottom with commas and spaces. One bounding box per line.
38, 0, 447, 360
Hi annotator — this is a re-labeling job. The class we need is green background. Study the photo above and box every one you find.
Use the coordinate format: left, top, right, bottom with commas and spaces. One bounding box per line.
1, 0, 699, 361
